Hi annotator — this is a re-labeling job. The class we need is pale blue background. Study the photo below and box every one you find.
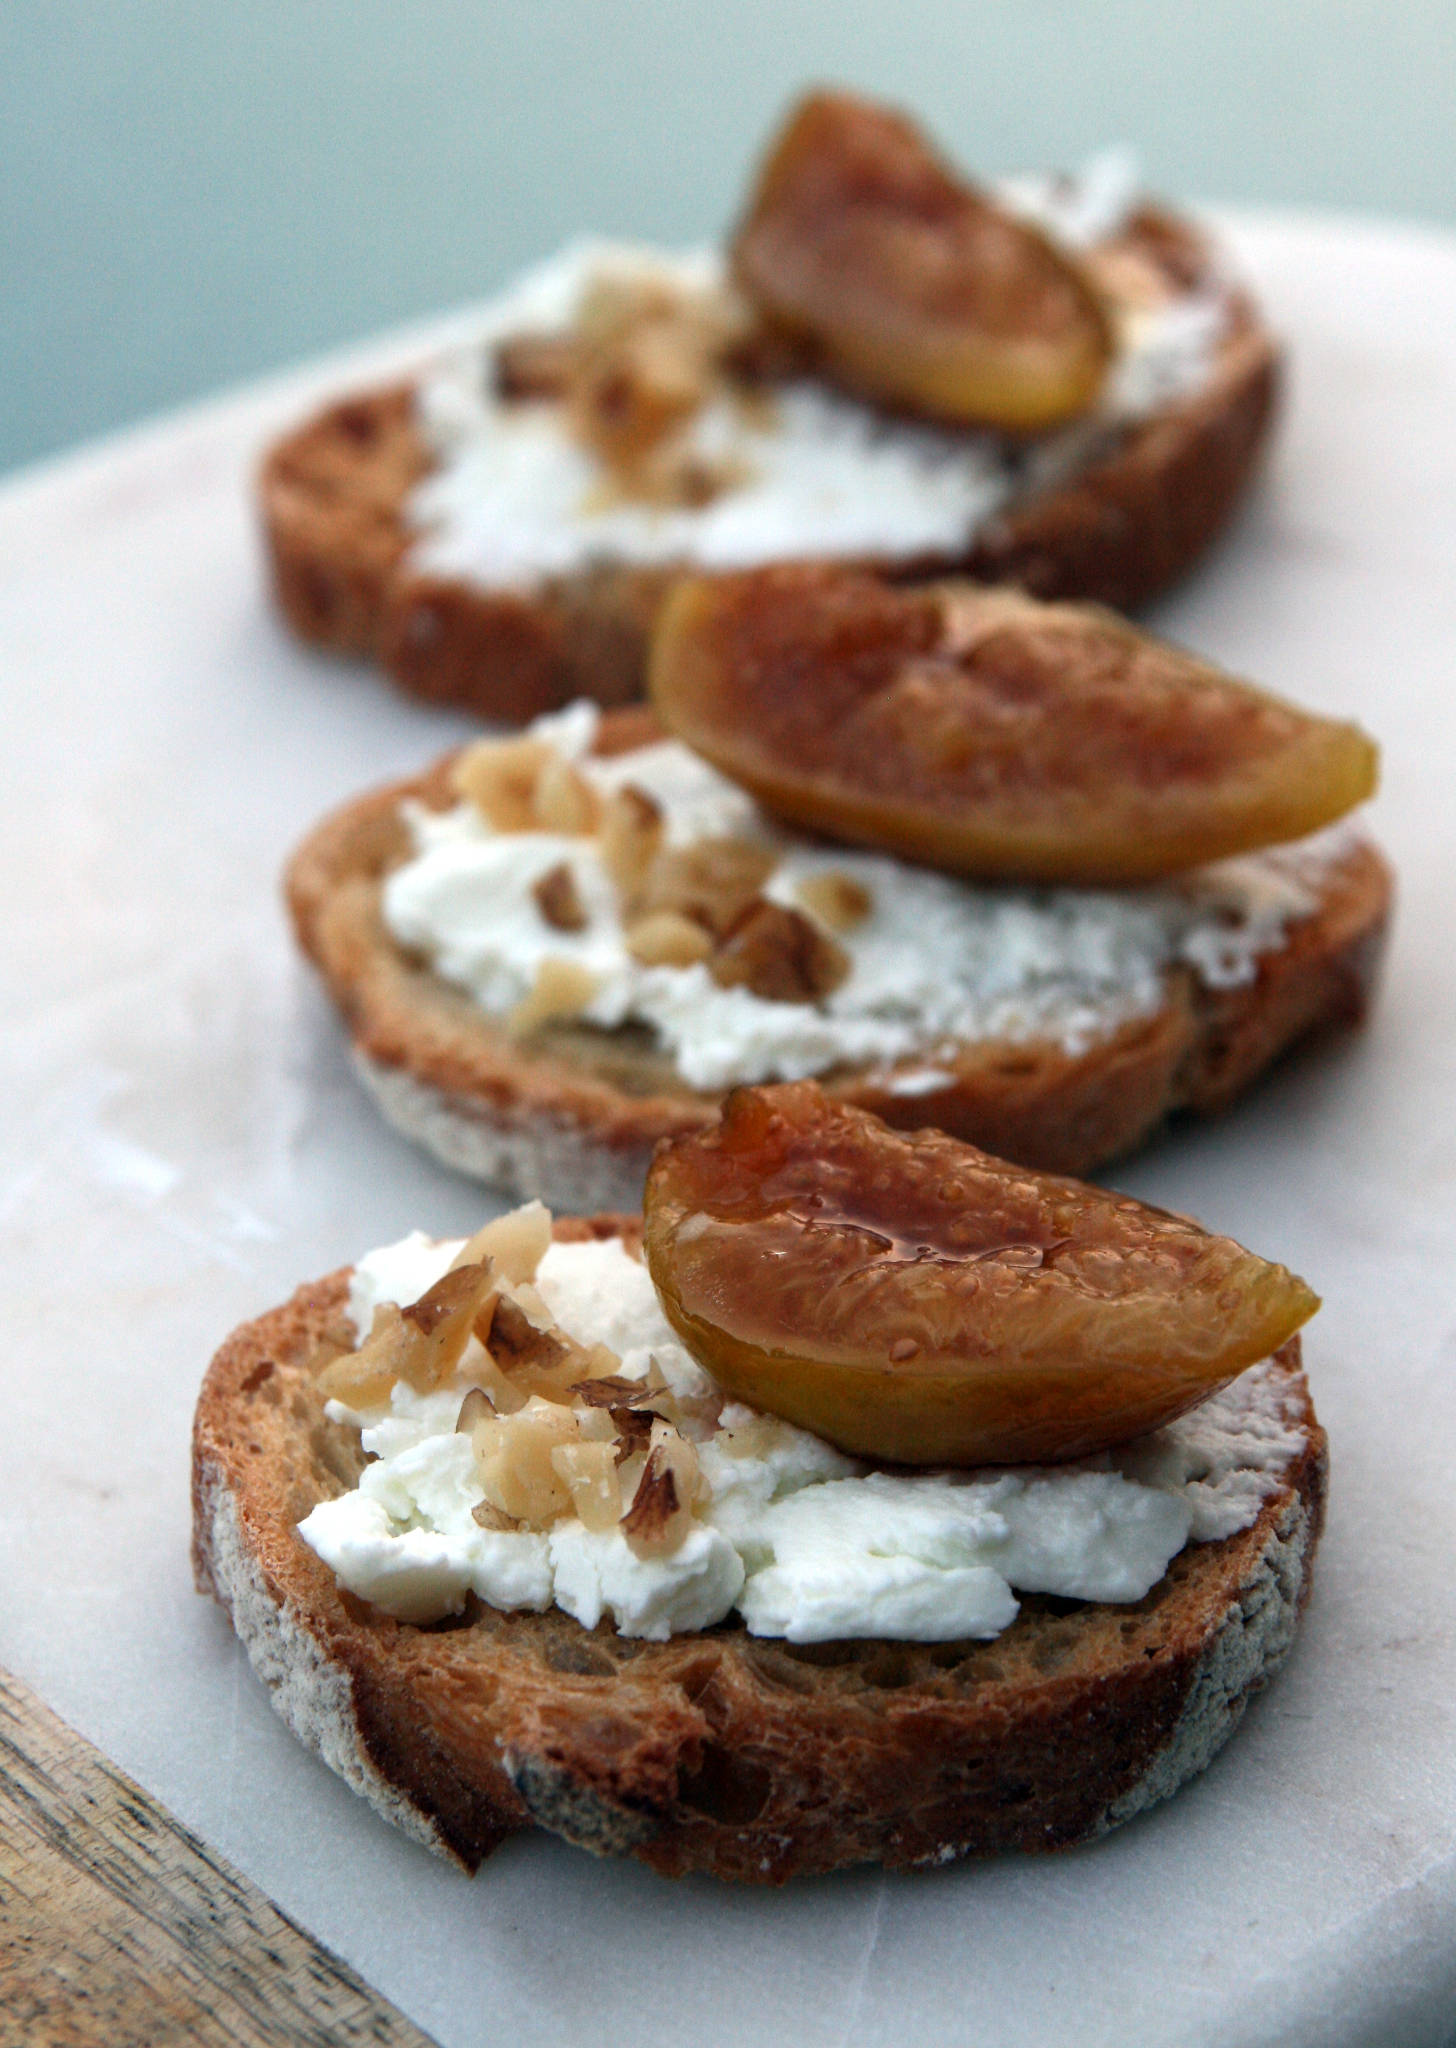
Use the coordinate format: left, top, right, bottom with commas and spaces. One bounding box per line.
4, 0, 1454, 475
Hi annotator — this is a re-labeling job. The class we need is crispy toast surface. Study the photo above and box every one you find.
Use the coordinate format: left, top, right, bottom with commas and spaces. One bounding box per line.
284, 712, 1391, 1211
260, 209, 1280, 720
191, 1219, 1326, 1883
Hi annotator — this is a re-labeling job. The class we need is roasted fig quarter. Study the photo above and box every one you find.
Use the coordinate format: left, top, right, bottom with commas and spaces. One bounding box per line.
731, 90, 1113, 432
643, 1081, 1319, 1466
650, 566, 1378, 885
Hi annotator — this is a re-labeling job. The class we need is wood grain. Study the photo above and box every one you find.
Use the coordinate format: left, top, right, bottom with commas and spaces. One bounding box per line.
0, 1666, 437, 2047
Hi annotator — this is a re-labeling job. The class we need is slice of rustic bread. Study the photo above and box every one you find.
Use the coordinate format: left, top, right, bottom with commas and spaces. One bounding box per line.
283, 710, 1391, 1214
260, 208, 1279, 722
191, 1217, 1327, 1884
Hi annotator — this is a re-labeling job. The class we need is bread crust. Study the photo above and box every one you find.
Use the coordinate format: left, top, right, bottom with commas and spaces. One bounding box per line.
259, 210, 1280, 719
191, 1229, 1327, 1884
284, 714, 1392, 1209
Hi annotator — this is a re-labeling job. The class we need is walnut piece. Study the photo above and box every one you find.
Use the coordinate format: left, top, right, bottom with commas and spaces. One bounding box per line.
397, 1263, 500, 1390
570, 1373, 658, 1407
622, 1422, 700, 1556
633, 836, 778, 938
532, 861, 589, 932
624, 910, 713, 968
315, 1304, 414, 1408
795, 869, 873, 933
472, 1398, 583, 1524
599, 784, 665, 897
316, 1262, 498, 1406
507, 958, 599, 1036
534, 755, 601, 836
451, 1201, 553, 1285
610, 1405, 656, 1462
496, 268, 776, 510
456, 1386, 493, 1433
566, 273, 755, 488
451, 735, 552, 831
710, 900, 850, 1003
487, 1295, 571, 1378
494, 331, 579, 401
550, 1440, 622, 1530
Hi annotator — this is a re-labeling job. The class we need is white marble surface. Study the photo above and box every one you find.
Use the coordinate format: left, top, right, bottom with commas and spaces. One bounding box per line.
2, 214, 1456, 2048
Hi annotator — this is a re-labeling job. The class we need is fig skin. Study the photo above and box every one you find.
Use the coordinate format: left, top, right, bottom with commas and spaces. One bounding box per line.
730, 90, 1113, 433
643, 1082, 1319, 1466
649, 566, 1379, 885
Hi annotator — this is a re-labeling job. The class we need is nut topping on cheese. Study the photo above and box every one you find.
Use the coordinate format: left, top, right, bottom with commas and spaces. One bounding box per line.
296, 1205, 1313, 1641
446, 724, 870, 1017
384, 700, 1352, 1095
313, 1202, 709, 1549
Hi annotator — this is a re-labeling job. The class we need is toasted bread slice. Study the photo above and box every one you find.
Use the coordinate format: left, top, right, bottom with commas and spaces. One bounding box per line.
261, 207, 1279, 722
191, 1215, 1326, 1883
284, 709, 1390, 1213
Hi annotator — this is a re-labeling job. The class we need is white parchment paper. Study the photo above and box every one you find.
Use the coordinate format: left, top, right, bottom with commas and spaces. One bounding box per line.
2, 216, 1455, 2048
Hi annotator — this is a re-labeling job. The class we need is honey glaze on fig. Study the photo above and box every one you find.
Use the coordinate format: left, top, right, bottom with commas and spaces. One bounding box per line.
650, 566, 1379, 884
644, 1083, 1319, 1466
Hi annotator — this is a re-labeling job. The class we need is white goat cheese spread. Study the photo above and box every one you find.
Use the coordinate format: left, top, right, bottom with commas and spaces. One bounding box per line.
381, 698, 1350, 1092
406, 155, 1230, 591
297, 1228, 1308, 1643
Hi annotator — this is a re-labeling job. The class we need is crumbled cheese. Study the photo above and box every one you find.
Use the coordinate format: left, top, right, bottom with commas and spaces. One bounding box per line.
299, 1231, 1305, 1643
381, 706, 1347, 1093
405, 157, 1227, 592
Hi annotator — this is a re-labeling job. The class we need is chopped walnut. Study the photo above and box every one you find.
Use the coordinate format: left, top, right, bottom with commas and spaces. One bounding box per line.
507, 958, 599, 1036
570, 1373, 659, 1408
622, 1448, 680, 1548
465, 1351, 531, 1416
599, 784, 665, 897
534, 755, 601, 836
450, 1201, 552, 1286
486, 1297, 625, 1407
306, 1335, 350, 1379
467, 1393, 630, 1529
582, 446, 751, 514
624, 909, 713, 968
570, 283, 705, 471
710, 900, 850, 1003
532, 861, 588, 932
451, 735, 552, 831
566, 273, 754, 487
488, 1295, 570, 1377
633, 837, 778, 938
795, 870, 873, 933
716, 1410, 788, 1461
316, 1304, 416, 1408
572, 1403, 618, 1443
622, 1422, 701, 1556
497, 268, 772, 509
550, 1440, 622, 1531
494, 330, 579, 401
507, 1279, 555, 1327
610, 1405, 656, 1463
471, 1398, 583, 1525
397, 1263, 500, 1390
319, 1262, 498, 1406
455, 1386, 493, 1433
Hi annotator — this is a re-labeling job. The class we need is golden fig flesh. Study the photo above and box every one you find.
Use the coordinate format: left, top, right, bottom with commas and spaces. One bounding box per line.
650, 567, 1378, 884
643, 1083, 1318, 1466
730, 91, 1112, 432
